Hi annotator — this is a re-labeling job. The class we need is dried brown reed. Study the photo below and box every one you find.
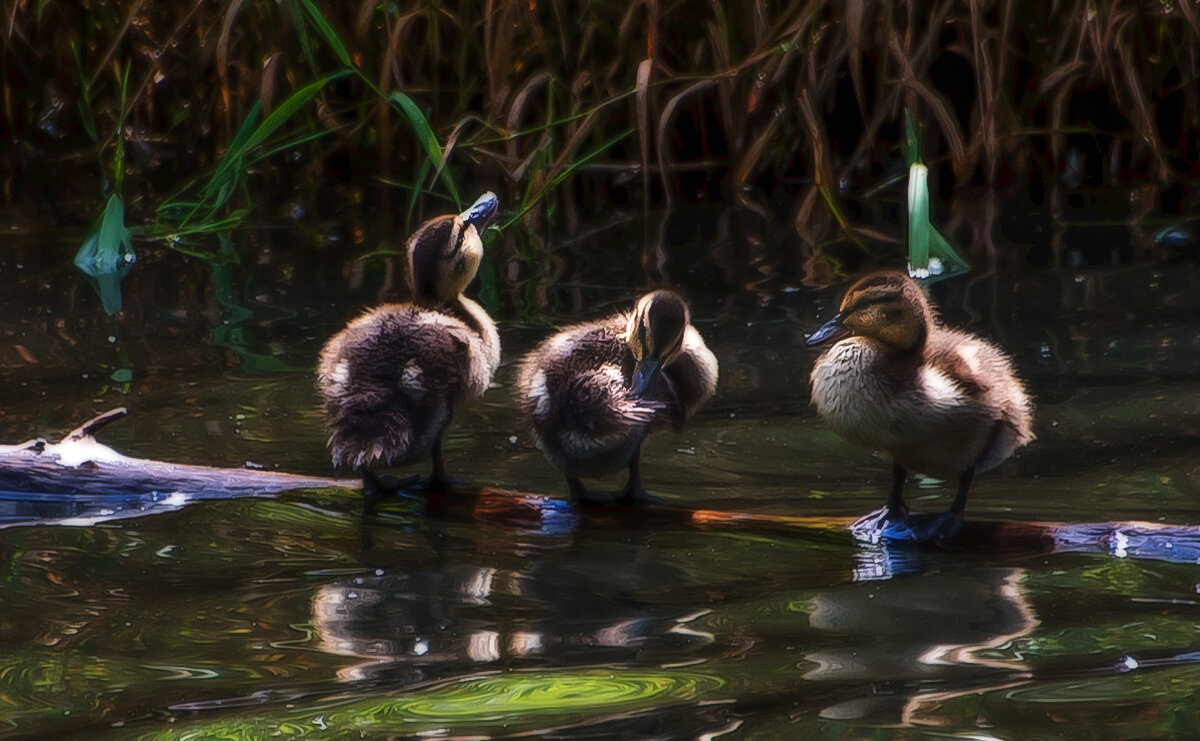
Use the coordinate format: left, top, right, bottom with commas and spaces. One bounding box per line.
1, 0, 1197, 253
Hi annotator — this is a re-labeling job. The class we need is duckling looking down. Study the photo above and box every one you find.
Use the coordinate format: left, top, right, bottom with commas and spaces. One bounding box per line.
317, 192, 500, 495
807, 270, 1034, 543
517, 290, 718, 507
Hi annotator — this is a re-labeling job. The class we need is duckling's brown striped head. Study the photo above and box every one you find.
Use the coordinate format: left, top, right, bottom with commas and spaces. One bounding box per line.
807, 270, 933, 352
625, 290, 691, 395
407, 192, 498, 304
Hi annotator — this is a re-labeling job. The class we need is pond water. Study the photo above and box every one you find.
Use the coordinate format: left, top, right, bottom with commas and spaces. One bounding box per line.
1, 214, 1200, 739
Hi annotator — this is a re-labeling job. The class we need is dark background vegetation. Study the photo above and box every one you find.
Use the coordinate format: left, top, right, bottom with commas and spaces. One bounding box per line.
2, 0, 1198, 292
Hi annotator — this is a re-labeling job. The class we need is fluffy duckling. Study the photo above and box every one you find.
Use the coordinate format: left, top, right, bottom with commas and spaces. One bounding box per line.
317, 192, 500, 494
517, 290, 718, 507
806, 270, 1034, 543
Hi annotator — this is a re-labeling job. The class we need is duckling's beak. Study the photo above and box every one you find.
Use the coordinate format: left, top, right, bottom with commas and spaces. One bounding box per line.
805, 313, 846, 347
461, 191, 499, 231
631, 358, 661, 397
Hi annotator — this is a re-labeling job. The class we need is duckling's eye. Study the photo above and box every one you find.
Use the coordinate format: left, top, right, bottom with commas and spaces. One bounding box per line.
454, 257, 466, 274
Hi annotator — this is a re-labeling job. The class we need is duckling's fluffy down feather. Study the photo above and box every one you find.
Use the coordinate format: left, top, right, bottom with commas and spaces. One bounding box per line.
516, 314, 717, 478
317, 299, 499, 472
810, 327, 1033, 479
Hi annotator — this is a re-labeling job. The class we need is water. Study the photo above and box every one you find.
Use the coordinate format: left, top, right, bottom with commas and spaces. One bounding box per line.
2, 218, 1200, 739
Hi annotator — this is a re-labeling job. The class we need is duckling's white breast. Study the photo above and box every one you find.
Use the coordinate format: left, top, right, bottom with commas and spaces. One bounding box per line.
809, 338, 906, 447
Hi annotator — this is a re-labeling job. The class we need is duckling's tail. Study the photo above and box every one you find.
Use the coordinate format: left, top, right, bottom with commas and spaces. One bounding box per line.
324, 400, 414, 474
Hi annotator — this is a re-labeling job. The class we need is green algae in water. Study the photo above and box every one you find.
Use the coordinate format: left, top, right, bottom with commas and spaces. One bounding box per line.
135, 668, 726, 739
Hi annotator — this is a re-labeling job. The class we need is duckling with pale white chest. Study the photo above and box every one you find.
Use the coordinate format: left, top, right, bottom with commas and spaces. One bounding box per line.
517, 291, 718, 507
317, 192, 500, 494
807, 271, 1034, 543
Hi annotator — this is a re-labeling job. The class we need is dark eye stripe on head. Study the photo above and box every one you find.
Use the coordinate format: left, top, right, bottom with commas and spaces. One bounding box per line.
446, 220, 465, 256
844, 290, 903, 313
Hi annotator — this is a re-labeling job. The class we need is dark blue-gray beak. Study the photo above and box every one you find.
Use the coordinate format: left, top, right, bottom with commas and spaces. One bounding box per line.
805, 313, 845, 347
461, 191, 499, 231
631, 358, 661, 397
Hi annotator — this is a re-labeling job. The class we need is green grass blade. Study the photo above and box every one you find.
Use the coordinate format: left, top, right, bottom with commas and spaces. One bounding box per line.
203, 103, 262, 203
299, 0, 352, 67
901, 108, 921, 166
239, 72, 348, 162
388, 92, 462, 206
499, 128, 633, 230
113, 65, 129, 194
70, 42, 98, 146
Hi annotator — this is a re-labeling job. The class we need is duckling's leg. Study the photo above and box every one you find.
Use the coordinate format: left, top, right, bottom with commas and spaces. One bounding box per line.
850, 462, 920, 543
427, 434, 452, 495
567, 476, 605, 506
616, 446, 663, 508
918, 467, 973, 543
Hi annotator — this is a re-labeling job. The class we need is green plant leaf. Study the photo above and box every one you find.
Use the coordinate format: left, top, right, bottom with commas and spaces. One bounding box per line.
69, 42, 98, 146
389, 92, 462, 206
907, 163, 930, 272
901, 108, 921, 166
500, 128, 633, 230
929, 225, 971, 275
907, 162, 969, 279
299, 0, 352, 67
75, 195, 135, 315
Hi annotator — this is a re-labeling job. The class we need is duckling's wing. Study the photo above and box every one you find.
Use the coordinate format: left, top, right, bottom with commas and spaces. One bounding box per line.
663, 326, 719, 428
925, 329, 1035, 469
518, 320, 661, 460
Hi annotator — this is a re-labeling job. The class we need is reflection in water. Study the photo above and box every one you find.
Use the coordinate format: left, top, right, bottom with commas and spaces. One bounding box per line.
311, 539, 718, 687
3, 216, 1200, 737
805, 567, 1038, 725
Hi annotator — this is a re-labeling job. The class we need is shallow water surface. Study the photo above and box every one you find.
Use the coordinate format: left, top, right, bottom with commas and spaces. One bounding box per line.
1, 224, 1200, 739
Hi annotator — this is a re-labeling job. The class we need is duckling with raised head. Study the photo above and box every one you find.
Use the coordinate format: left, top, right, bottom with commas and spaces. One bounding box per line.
517, 290, 718, 507
317, 192, 500, 495
806, 270, 1034, 543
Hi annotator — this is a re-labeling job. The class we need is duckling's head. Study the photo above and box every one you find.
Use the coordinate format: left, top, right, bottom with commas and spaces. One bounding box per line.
806, 270, 932, 352
407, 192, 499, 304
626, 290, 690, 395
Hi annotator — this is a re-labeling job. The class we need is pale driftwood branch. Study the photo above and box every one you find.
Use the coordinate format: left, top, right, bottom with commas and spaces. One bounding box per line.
0, 408, 347, 527
4, 410, 1200, 573
65, 406, 130, 442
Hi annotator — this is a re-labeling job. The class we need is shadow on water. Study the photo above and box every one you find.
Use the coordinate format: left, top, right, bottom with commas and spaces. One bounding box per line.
1, 202, 1200, 737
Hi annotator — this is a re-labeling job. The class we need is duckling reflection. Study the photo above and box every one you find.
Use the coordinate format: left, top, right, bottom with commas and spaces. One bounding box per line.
517, 291, 718, 506
807, 271, 1034, 543
804, 566, 1038, 725
317, 193, 500, 495
311, 534, 715, 684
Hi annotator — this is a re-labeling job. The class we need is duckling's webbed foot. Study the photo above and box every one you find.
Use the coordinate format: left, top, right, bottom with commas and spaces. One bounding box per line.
915, 469, 973, 544
363, 470, 421, 496
850, 505, 919, 543
361, 470, 422, 514
615, 482, 663, 509
918, 510, 965, 544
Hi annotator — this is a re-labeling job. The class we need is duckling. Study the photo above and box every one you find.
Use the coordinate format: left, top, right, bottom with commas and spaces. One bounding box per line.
806, 270, 1034, 543
317, 192, 500, 495
517, 290, 718, 507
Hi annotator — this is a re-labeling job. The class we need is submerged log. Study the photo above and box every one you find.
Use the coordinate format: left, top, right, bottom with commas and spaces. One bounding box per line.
3, 409, 1200, 571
